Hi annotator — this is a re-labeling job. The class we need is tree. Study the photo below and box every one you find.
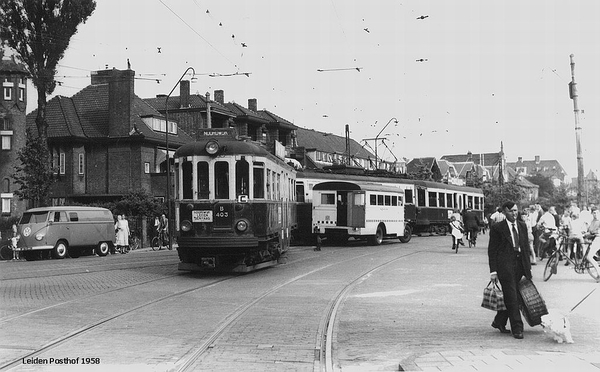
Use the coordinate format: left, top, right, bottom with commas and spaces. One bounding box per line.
483, 180, 527, 214
525, 174, 555, 198
12, 128, 56, 207
0, 0, 96, 142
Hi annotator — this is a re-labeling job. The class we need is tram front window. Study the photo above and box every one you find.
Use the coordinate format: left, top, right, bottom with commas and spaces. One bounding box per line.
253, 163, 265, 199
236, 158, 249, 197
197, 162, 209, 199
215, 161, 229, 199
182, 161, 193, 199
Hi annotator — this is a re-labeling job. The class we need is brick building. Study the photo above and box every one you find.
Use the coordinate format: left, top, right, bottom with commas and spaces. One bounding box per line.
0, 53, 28, 217
25, 68, 194, 205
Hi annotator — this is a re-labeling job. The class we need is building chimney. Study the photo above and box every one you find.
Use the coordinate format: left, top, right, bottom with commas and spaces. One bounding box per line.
248, 98, 257, 112
535, 155, 540, 164
518, 157, 522, 162
91, 69, 135, 137
180, 80, 190, 108
214, 90, 224, 104
205, 92, 211, 129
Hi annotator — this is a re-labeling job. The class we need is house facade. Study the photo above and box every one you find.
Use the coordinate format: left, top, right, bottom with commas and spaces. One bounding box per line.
508, 155, 568, 187
0, 54, 28, 217
26, 68, 194, 206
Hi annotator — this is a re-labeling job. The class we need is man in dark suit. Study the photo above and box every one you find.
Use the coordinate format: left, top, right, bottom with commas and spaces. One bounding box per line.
463, 207, 481, 245
488, 201, 532, 339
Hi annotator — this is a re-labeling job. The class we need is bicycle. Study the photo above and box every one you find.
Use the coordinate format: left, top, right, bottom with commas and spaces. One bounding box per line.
151, 230, 171, 251
129, 232, 141, 251
0, 240, 13, 260
466, 228, 478, 248
543, 232, 600, 282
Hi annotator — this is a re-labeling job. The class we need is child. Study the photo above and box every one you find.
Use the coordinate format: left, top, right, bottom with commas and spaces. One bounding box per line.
450, 216, 465, 250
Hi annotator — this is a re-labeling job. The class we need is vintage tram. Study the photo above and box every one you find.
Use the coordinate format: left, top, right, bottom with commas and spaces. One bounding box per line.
295, 168, 484, 243
173, 128, 297, 272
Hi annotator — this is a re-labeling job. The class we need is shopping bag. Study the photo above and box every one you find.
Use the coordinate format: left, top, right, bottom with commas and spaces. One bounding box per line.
481, 280, 507, 311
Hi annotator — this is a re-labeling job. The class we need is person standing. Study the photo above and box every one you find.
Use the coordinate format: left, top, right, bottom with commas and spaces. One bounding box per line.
114, 214, 130, 254
450, 215, 464, 250
488, 201, 532, 340
584, 207, 600, 282
10, 223, 20, 260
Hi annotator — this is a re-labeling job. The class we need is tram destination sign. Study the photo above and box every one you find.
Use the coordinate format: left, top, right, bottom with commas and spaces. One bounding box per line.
193, 210, 213, 223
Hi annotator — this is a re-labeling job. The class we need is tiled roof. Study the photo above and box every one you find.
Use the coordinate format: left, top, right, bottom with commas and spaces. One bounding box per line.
506, 159, 567, 179
26, 83, 194, 145
441, 152, 501, 166
144, 94, 235, 116
0, 57, 28, 74
258, 110, 297, 130
295, 127, 373, 159
225, 102, 268, 123
406, 157, 437, 174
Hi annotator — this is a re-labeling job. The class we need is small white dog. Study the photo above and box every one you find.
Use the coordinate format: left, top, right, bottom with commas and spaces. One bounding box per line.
541, 311, 574, 344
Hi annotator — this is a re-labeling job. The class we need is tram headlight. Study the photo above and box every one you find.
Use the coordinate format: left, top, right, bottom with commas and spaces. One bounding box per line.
235, 219, 249, 232
181, 220, 193, 232
205, 140, 220, 155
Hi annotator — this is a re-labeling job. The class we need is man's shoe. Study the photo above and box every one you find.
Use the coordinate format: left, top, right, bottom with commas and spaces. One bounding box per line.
513, 332, 524, 339
491, 322, 511, 334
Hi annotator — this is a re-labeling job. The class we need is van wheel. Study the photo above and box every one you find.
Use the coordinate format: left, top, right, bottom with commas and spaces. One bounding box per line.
97, 242, 110, 257
53, 241, 68, 259
369, 225, 384, 246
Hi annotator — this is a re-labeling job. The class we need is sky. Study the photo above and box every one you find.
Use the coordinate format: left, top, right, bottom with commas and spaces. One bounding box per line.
22, 0, 600, 179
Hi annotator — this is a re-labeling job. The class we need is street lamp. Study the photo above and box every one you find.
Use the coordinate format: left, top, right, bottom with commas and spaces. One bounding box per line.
362, 117, 398, 170
164, 67, 195, 250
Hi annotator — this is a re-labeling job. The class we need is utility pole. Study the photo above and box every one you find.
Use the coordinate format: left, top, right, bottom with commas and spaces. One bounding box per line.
569, 54, 585, 208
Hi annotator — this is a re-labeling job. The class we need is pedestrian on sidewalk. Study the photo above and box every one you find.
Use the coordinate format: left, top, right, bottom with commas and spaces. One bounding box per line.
488, 201, 532, 340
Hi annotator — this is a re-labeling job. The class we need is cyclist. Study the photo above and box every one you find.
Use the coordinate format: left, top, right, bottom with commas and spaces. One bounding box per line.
566, 210, 588, 266
536, 205, 557, 259
583, 207, 600, 281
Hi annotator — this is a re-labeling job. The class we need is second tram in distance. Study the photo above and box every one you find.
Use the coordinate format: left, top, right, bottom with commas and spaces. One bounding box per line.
173, 128, 297, 272
295, 169, 484, 243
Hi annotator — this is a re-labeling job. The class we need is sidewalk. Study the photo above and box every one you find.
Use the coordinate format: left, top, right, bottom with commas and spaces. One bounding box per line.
336, 233, 600, 372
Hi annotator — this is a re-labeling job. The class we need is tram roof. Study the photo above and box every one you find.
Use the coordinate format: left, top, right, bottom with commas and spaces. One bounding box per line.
313, 181, 405, 193
298, 170, 483, 194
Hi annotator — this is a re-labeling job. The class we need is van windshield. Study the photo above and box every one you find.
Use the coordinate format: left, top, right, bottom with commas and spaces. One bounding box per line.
20, 212, 49, 224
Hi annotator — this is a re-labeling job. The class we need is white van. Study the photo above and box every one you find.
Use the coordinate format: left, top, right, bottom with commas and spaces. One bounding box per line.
17, 206, 115, 260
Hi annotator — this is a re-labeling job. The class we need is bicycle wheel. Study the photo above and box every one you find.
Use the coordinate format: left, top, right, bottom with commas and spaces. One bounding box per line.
151, 237, 160, 251
130, 236, 140, 251
585, 260, 600, 281
543, 252, 559, 281
0, 245, 13, 260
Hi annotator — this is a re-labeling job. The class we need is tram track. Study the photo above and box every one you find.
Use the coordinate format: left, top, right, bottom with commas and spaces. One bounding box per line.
172, 245, 421, 372
1, 242, 420, 371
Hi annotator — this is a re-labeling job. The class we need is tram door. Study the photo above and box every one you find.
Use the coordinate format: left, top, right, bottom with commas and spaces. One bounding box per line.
337, 192, 349, 226
348, 191, 366, 228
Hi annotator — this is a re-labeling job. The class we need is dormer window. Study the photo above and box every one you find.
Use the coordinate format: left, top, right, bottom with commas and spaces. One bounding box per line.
142, 116, 178, 135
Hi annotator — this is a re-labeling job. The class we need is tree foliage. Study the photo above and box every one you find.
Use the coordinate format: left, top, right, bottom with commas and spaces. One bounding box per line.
525, 174, 555, 198
0, 0, 96, 141
12, 128, 55, 207
482, 180, 527, 213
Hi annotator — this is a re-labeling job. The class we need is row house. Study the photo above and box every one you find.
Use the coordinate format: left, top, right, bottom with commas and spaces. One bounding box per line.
0, 54, 28, 217
26, 68, 194, 206
507, 155, 568, 187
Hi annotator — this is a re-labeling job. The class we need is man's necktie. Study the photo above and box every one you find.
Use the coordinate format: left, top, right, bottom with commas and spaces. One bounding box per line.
511, 223, 520, 252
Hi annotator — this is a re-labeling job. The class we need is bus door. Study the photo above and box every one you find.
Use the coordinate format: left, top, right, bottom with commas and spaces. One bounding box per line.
348, 191, 366, 228
336, 192, 349, 226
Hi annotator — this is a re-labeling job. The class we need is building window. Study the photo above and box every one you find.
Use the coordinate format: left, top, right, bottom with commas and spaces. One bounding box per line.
59, 152, 65, 174
1, 118, 10, 130
78, 153, 85, 175
3, 87, 11, 100
1, 136, 10, 150
1, 193, 12, 214
18, 87, 25, 101
144, 162, 150, 174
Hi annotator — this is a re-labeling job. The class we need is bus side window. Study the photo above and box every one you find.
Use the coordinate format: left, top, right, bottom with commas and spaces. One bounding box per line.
392, 196, 397, 206
354, 193, 365, 206
370, 195, 376, 205
321, 193, 335, 205
69, 212, 78, 222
